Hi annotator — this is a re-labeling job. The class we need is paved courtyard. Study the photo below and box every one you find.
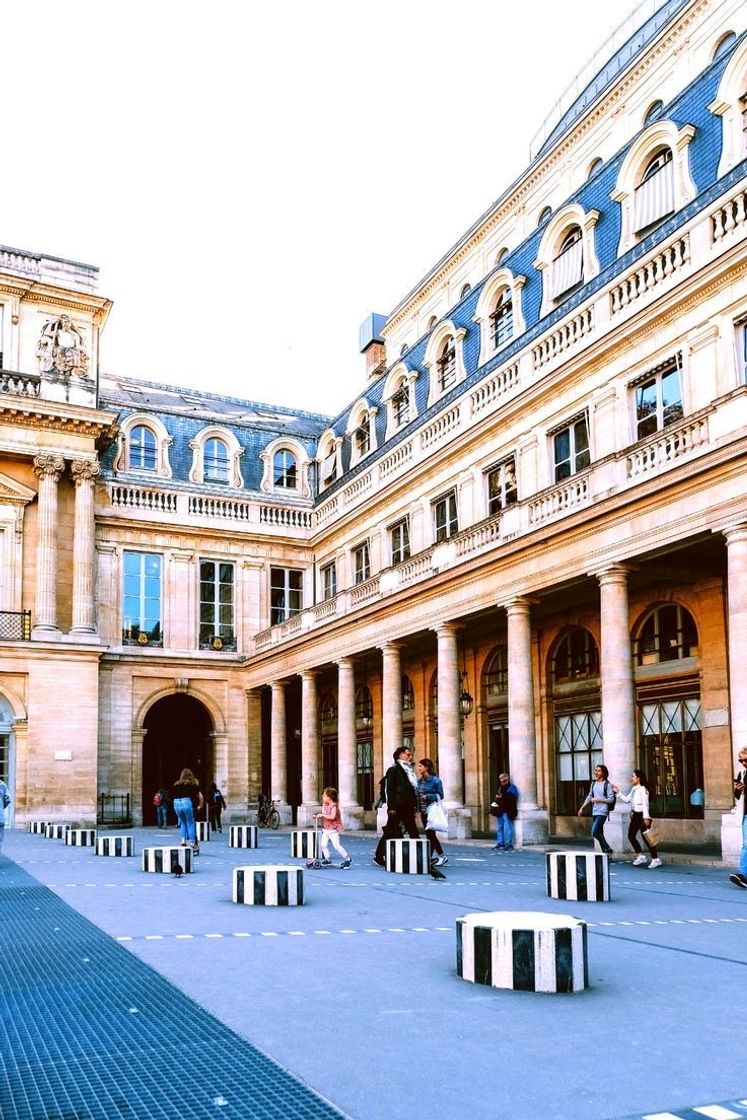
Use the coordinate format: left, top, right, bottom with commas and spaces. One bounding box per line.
1, 825, 745, 1120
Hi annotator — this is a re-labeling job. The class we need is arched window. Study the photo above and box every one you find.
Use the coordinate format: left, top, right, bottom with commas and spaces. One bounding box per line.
709, 37, 747, 176
490, 289, 513, 348
551, 226, 584, 299
128, 425, 157, 471
612, 121, 696, 254
587, 157, 603, 179
495, 247, 509, 267
427, 315, 438, 330
355, 686, 373, 729
484, 647, 508, 699
273, 449, 297, 489
635, 603, 698, 665
400, 343, 409, 356
538, 205, 553, 226
635, 147, 674, 232
550, 627, 602, 816
643, 99, 664, 126
712, 31, 736, 61
320, 693, 338, 729
204, 437, 230, 484
402, 675, 415, 712
437, 337, 457, 392
460, 282, 472, 299
552, 628, 599, 683
534, 204, 600, 317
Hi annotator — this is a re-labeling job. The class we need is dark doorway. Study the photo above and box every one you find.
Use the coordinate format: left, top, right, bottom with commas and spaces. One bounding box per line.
142, 695, 213, 823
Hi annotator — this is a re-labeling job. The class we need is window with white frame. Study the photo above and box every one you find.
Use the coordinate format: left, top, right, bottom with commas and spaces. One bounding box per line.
321, 561, 337, 600
273, 449, 297, 489
634, 147, 674, 233
634, 602, 698, 665
534, 205, 600, 318
709, 36, 747, 174
353, 542, 370, 585
551, 226, 584, 299
432, 490, 458, 542
437, 337, 457, 392
486, 458, 517, 515
204, 437, 230, 484
633, 357, 683, 441
612, 122, 696, 255
270, 567, 303, 625
123, 551, 162, 645
128, 425, 157, 471
553, 415, 590, 482
736, 316, 747, 383
319, 444, 338, 488
189, 428, 243, 488
390, 518, 410, 565
490, 290, 513, 348
392, 382, 410, 428
199, 560, 235, 649
354, 414, 371, 457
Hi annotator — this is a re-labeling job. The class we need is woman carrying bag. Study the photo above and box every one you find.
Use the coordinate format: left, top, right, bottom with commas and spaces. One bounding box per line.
613, 769, 662, 869
417, 758, 448, 867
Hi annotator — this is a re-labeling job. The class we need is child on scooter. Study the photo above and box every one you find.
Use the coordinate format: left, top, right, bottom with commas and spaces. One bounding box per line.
320, 787, 352, 868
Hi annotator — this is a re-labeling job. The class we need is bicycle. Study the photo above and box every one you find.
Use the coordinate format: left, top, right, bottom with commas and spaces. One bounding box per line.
257, 795, 280, 830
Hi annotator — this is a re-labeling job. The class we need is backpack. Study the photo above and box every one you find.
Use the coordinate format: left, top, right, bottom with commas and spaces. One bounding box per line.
374, 774, 387, 809
589, 779, 615, 811
153, 792, 163, 807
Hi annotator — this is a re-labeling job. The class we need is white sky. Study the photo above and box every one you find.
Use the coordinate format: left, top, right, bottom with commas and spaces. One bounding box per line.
4, 0, 640, 417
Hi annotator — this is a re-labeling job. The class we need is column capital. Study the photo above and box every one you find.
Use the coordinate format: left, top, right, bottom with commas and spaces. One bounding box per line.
336, 656, 355, 671
33, 453, 65, 481
379, 639, 403, 654
270, 678, 288, 693
71, 459, 101, 485
593, 562, 638, 583
300, 668, 318, 683
432, 621, 463, 638
721, 523, 747, 546
503, 595, 539, 615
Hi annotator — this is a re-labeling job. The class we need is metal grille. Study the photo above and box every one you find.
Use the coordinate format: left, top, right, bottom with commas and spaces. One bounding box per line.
0, 611, 31, 640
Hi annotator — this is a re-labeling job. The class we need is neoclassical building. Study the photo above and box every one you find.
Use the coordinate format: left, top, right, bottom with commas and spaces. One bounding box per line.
1, 0, 746, 860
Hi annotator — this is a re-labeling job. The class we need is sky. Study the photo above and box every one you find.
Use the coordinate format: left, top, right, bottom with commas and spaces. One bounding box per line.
4, 0, 642, 418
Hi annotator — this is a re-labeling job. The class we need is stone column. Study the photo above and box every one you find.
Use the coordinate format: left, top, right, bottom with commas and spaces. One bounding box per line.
337, 658, 363, 828
270, 680, 289, 821
505, 597, 547, 845
434, 624, 463, 803
298, 670, 321, 826
381, 641, 403, 764
722, 527, 747, 862
32, 454, 65, 634
70, 459, 100, 633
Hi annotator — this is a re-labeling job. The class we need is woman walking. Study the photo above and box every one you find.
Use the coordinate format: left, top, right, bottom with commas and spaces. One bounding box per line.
173, 768, 203, 855
577, 763, 616, 857
417, 758, 447, 867
613, 769, 662, 869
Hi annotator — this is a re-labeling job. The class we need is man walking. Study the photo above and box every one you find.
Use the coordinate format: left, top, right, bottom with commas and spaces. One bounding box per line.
373, 746, 419, 867
729, 747, 747, 889
491, 773, 519, 851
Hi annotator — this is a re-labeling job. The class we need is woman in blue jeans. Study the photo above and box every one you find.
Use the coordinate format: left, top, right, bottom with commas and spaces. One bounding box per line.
172, 768, 203, 855
577, 763, 615, 857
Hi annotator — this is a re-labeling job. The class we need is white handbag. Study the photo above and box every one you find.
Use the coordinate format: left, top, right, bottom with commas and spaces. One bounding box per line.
426, 798, 448, 833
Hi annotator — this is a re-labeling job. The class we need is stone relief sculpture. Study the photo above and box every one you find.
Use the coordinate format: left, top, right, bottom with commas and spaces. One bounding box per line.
37, 314, 89, 377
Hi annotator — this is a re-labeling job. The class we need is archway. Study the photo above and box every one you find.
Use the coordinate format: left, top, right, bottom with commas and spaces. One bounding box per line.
141, 694, 213, 820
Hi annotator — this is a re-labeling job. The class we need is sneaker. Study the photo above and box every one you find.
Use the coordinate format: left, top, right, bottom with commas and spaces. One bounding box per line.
192, 846, 200, 856
648, 858, 662, 869
605, 851, 615, 862
632, 854, 648, 866
729, 873, 747, 888
340, 858, 352, 869
492, 845, 505, 850
320, 857, 332, 866
505, 845, 514, 852
435, 855, 448, 866
430, 853, 439, 862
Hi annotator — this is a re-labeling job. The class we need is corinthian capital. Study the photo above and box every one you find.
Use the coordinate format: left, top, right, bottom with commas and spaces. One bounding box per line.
33, 454, 65, 481
71, 459, 101, 485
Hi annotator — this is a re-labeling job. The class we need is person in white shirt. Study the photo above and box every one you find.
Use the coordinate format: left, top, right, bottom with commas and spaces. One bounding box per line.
613, 769, 662, 869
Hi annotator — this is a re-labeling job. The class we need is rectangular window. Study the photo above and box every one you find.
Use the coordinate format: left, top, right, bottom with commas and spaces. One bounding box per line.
634, 360, 683, 441
551, 238, 583, 299
553, 415, 590, 483
432, 491, 458, 542
555, 710, 603, 815
320, 449, 338, 487
270, 567, 303, 625
321, 561, 337, 600
390, 519, 411, 566
437, 344, 457, 392
486, 458, 518, 516
392, 384, 410, 427
354, 415, 370, 457
353, 542, 370, 585
634, 158, 674, 232
123, 551, 162, 645
199, 560, 235, 650
639, 697, 703, 818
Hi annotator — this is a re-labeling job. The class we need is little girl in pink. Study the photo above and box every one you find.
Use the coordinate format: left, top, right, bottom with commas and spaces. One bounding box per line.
320, 787, 352, 868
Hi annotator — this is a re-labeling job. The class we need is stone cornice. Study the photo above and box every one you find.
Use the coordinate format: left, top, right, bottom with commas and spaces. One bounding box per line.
19, 287, 112, 324
0, 399, 119, 441
383, 0, 705, 337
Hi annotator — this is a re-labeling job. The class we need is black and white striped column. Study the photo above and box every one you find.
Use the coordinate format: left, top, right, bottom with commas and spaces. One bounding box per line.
96, 835, 134, 857
385, 838, 430, 874
546, 851, 611, 902
141, 846, 193, 873
456, 911, 588, 993
29, 821, 53, 834
196, 821, 211, 843
44, 824, 70, 840
232, 865, 304, 906
291, 830, 316, 859
229, 825, 258, 848
65, 829, 97, 847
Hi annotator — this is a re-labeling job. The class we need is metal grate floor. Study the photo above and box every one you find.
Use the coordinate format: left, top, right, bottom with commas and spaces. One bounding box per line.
0, 858, 348, 1120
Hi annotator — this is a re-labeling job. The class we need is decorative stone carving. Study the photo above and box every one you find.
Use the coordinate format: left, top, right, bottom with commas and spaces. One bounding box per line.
37, 314, 89, 377
174, 678, 189, 693
71, 459, 101, 486
32, 453, 65, 481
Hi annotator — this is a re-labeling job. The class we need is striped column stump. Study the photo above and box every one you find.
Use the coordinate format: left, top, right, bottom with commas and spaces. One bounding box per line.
457, 911, 588, 994
44, 824, 70, 840
385, 838, 430, 874
546, 851, 611, 902
195, 822, 211, 843
28, 821, 54, 834
96, 835, 134, 857
65, 829, 97, 847
229, 825, 258, 849
232, 865, 304, 906
141, 846, 193, 874
291, 830, 316, 859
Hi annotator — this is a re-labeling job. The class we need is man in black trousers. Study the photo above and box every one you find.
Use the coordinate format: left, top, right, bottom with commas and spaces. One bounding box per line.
373, 745, 420, 866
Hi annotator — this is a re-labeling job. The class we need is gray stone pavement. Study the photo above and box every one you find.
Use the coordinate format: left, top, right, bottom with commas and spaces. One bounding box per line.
2, 824, 746, 1120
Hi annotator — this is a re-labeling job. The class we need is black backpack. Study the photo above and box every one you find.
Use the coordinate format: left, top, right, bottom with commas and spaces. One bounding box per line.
589, 778, 616, 811
374, 774, 387, 809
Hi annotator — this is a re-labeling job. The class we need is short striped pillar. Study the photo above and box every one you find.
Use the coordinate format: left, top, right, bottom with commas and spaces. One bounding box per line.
291, 830, 316, 859
141, 846, 193, 874
233, 865, 304, 906
65, 829, 97, 847
457, 911, 588, 994
44, 824, 70, 840
546, 851, 611, 902
230, 825, 258, 849
195, 821, 211, 842
385, 838, 430, 874
28, 821, 53, 834
96, 835, 134, 857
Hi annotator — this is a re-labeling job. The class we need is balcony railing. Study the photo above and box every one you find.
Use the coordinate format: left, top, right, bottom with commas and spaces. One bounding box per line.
0, 370, 41, 398
0, 611, 31, 640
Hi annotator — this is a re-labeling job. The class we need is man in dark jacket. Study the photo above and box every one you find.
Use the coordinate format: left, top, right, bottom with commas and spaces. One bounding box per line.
373, 746, 419, 866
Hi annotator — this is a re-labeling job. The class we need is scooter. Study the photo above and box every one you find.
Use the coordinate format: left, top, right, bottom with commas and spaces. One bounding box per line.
306, 812, 351, 870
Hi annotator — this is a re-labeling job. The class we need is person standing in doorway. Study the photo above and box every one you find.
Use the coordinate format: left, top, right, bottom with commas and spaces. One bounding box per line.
207, 783, 226, 833
373, 746, 419, 866
417, 758, 447, 867
490, 773, 519, 851
173, 768, 203, 855
613, 769, 662, 869
578, 763, 615, 858
153, 787, 169, 829
729, 747, 747, 889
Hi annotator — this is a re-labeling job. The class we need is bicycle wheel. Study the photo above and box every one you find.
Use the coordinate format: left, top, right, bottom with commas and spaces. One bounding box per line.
257, 815, 266, 829
269, 809, 280, 830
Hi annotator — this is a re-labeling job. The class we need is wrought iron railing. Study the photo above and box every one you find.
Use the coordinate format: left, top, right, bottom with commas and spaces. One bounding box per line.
0, 611, 31, 640
98, 793, 131, 826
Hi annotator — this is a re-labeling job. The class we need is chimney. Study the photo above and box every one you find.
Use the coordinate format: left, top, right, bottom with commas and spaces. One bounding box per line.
358, 312, 388, 381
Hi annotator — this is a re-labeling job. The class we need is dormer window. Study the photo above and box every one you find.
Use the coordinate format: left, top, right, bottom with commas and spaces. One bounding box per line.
320, 448, 338, 486
204, 438, 230, 484
392, 382, 410, 427
634, 148, 674, 233
273, 449, 297, 489
115, 414, 173, 479
189, 427, 244, 488
129, 425, 157, 471
551, 227, 584, 300
354, 414, 370, 457
437, 337, 457, 392
490, 290, 513, 348
643, 100, 664, 126
709, 38, 747, 176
